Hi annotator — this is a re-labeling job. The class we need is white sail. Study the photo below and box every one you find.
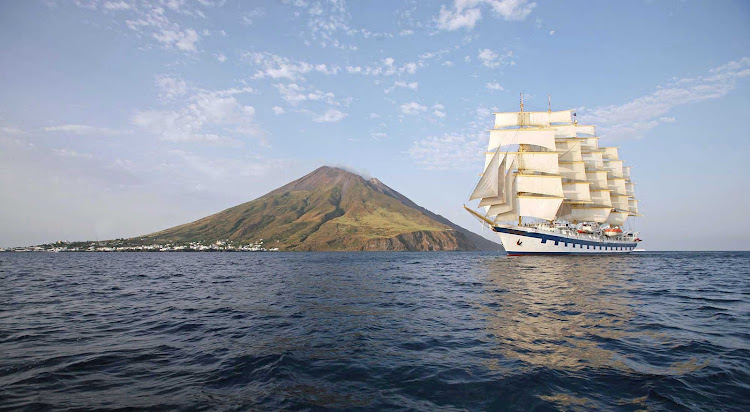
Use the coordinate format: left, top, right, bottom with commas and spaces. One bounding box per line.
604, 160, 624, 178
559, 205, 611, 223
581, 136, 599, 151
495, 195, 563, 222
601, 147, 619, 160
493, 110, 573, 128
516, 174, 564, 197
559, 161, 587, 181
487, 173, 517, 216
628, 198, 639, 215
555, 139, 583, 162
586, 170, 609, 190
623, 166, 631, 181
606, 211, 629, 226
611, 194, 630, 211
589, 189, 612, 207
582, 151, 604, 170
485, 151, 558, 174
608, 177, 627, 196
552, 124, 596, 137
488, 129, 557, 151
482, 158, 517, 209
490, 179, 518, 220
488, 203, 513, 217
562, 181, 592, 203
470, 149, 503, 200
478, 155, 510, 207
625, 182, 635, 197
518, 196, 563, 221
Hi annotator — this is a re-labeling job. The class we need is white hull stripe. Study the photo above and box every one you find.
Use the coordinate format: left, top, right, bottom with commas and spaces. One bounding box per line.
504, 251, 627, 255
492, 226, 637, 248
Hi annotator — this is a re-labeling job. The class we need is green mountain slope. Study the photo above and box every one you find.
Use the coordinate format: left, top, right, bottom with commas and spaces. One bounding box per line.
139, 166, 501, 251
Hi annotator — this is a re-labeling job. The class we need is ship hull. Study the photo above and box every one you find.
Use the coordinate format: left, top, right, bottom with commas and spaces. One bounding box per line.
494, 225, 638, 255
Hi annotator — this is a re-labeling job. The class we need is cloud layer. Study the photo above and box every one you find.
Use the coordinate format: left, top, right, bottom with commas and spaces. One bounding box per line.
582, 57, 750, 140
436, 0, 536, 31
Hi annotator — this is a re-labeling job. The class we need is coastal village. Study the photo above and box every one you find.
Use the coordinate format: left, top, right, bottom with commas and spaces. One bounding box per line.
0, 239, 280, 253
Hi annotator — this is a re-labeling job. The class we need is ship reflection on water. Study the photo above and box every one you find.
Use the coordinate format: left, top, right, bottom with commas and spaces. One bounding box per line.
477, 255, 706, 408
480, 255, 637, 371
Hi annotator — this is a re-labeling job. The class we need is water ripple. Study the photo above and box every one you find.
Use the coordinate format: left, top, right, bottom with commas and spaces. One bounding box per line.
0, 251, 748, 410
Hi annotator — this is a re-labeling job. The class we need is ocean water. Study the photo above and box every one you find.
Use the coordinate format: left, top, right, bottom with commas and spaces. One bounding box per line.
0, 252, 748, 411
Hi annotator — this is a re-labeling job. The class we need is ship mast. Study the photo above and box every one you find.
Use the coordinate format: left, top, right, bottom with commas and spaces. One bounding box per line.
548, 93, 551, 113
518, 92, 524, 226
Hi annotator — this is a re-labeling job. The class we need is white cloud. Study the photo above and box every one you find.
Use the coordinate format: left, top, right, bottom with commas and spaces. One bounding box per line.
408, 105, 497, 169
103, 1, 131, 10
313, 109, 347, 123
156, 75, 187, 101
52, 148, 94, 159
272, 106, 285, 115
273, 83, 340, 106
435, 0, 536, 31
436, 5, 481, 31
153, 28, 199, 52
369, 113, 381, 119
132, 87, 261, 144
209, 86, 255, 97
399, 29, 414, 36
242, 8, 265, 25
0, 126, 26, 136
478, 48, 512, 68
216, 53, 227, 62
396, 81, 418, 90
478, 49, 497, 66
385, 80, 419, 94
581, 56, 750, 140
286, 0, 393, 50
486, 82, 504, 91
371, 132, 387, 140
486, 0, 536, 21
400, 102, 427, 115
549, 29, 555, 36
345, 57, 421, 77
432, 103, 446, 118
408, 134, 484, 170
245, 51, 340, 80
282, 0, 360, 50
75, 0, 210, 30
167, 149, 289, 180
42, 124, 122, 136
116, 4, 204, 53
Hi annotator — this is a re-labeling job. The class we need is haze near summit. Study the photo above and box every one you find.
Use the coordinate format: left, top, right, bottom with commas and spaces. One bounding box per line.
0, 0, 748, 250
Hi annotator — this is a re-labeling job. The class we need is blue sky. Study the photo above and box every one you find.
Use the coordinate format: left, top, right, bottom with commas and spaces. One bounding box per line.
1, 0, 748, 250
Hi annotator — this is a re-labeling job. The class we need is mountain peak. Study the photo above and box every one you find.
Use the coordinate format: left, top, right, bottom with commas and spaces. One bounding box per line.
274, 165, 363, 193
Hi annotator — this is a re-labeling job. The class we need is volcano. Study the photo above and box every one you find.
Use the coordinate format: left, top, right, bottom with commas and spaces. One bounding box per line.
139, 166, 500, 251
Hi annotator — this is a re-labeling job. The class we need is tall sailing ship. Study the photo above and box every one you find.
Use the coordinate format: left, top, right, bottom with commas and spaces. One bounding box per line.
465, 96, 642, 255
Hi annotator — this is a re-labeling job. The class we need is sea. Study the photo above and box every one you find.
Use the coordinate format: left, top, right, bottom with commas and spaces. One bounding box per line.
0, 251, 748, 411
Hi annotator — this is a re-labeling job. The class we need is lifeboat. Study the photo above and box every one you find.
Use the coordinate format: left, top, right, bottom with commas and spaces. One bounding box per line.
603, 227, 623, 237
